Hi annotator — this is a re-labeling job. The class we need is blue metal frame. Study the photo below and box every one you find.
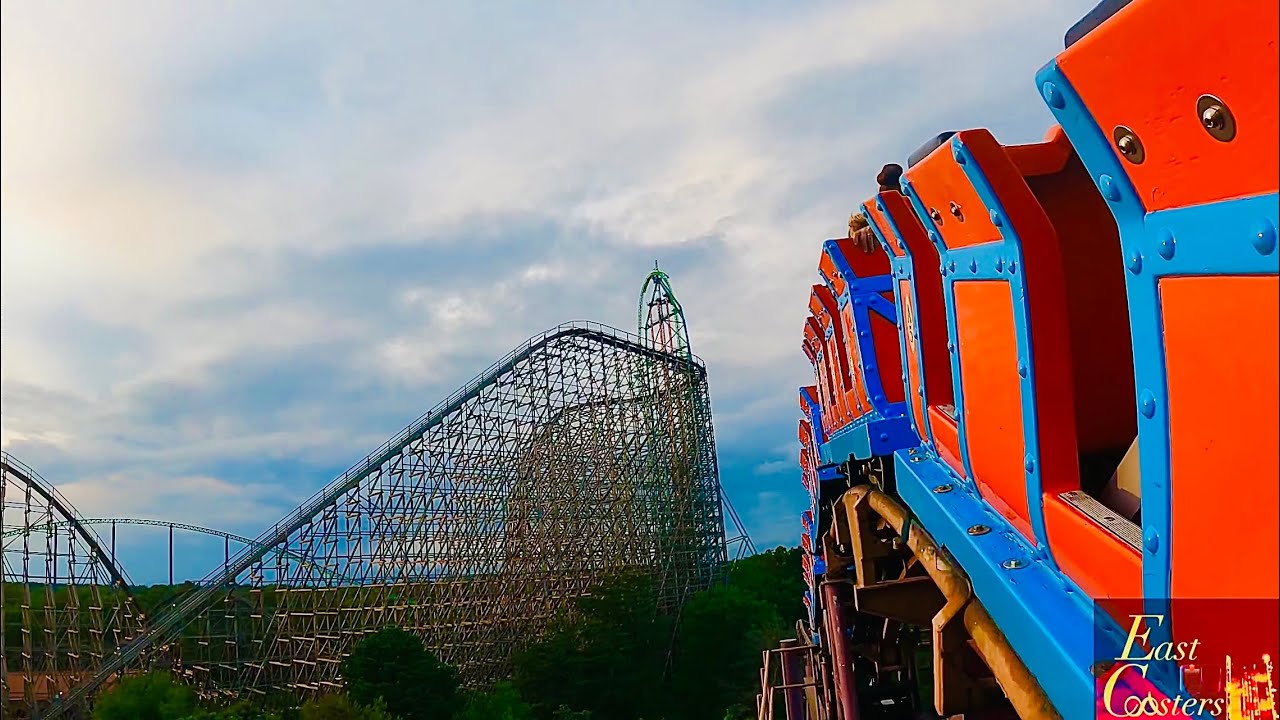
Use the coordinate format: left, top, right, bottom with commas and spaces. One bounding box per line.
1036, 59, 1280, 694
893, 446, 1128, 719
861, 200, 939, 448
821, 240, 903, 416
899, 146, 1058, 565
814, 239, 918, 465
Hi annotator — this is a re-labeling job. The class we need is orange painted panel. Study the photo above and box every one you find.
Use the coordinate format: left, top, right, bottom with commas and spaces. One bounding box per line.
927, 405, 965, 479
869, 304, 905, 405
953, 279, 1034, 541
836, 236, 892, 278
1002, 127, 1071, 178
1162, 276, 1279, 601
813, 286, 854, 393
1043, 496, 1142, 601
1023, 153, 1135, 455
840, 303, 872, 417
1058, 0, 1279, 211
881, 192, 955, 413
902, 139, 1003, 250
899, 279, 928, 439
863, 199, 905, 257
818, 251, 847, 298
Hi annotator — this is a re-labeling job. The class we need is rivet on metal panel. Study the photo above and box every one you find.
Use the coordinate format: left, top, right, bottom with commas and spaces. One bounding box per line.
1008, 261, 1017, 274
853, 298, 863, 306
946, 343, 955, 353
968, 259, 978, 274
967, 524, 990, 536
1139, 390, 1156, 418
859, 331, 869, 339
989, 209, 1003, 227
1112, 126, 1145, 164
1253, 219, 1277, 255
930, 208, 943, 224
1002, 558, 1027, 570
950, 202, 964, 220
878, 433, 889, 442
1042, 82, 1065, 109
953, 147, 966, 165
1126, 251, 1143, 274
933, 484, 953, 494
1197, 94, 1236, 142
929, 231, 941, 244
995, 257, 1004, 272
1017, 362, 1027, 378
948, 260, 956, 273
1143, 528, 1159, 554
1156, 229, 1176, 260
1099, 174, 1120, 201
1024, 455, 1035, 473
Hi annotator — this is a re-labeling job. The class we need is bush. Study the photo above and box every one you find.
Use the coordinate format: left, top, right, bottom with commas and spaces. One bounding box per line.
343, 626, 460, 720
457, 682, 533, 720
300, 694, 396, 720
92, 672, 199, 720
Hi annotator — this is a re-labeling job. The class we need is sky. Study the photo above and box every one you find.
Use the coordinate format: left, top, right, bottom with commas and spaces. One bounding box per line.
1, 0, 1097, 584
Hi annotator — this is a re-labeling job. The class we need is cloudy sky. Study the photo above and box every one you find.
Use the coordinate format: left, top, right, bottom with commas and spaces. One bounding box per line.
2, 0, 1095, 583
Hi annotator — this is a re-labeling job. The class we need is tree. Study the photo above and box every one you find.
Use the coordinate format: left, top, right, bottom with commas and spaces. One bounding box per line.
725, 546, 805, 627
457, 682, 533, 720
178, 701, 285, 720
671, 584, 788, 720
513, 571, 672, 720
92, 672, 199, 720
300, 694, 396, 720
343, 626, 460, 720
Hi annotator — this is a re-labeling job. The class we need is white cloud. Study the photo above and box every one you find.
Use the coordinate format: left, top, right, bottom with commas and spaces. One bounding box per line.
1, 0, 1098, 563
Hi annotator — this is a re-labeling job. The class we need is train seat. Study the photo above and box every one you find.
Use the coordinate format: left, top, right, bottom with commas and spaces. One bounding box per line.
809, 237, 915, 463
1041, 0, 1279, 673
863, 190, 959, 475
902, 124, 1142, 601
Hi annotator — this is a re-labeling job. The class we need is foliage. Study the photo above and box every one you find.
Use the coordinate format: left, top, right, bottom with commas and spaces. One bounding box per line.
178, 700, 286, 719
513, 571, 671, 720
343, 626, 460, 720
725, 546, 805, 628
457, 682, 534, 720
70, 545, 805, 720
672, 584, 788, 720
299, 694, 397, 720
92, 672, 199, 720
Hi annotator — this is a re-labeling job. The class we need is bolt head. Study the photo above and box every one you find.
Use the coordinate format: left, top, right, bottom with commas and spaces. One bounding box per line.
1253, 219, 1277, 255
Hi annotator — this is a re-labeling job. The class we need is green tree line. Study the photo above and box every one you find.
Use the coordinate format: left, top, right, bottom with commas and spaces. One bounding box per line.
84, 547, 804, 720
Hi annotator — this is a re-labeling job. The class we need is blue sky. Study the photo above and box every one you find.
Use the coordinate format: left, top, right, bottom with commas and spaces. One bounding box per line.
1, 0, 1096, 584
